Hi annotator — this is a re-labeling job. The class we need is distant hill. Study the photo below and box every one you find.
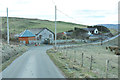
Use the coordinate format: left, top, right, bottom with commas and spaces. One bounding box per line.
2, 17, 87, 35
97, 24, 118, 31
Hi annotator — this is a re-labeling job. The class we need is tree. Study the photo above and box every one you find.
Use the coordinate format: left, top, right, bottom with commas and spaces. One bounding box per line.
72, 27, 89, 39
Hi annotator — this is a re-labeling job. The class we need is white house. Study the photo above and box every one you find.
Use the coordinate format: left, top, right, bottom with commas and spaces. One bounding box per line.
30, 28, 54, 43
82, 28, 99, 35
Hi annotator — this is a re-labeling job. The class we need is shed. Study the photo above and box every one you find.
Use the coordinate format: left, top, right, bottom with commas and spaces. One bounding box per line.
19, 30, 36, 44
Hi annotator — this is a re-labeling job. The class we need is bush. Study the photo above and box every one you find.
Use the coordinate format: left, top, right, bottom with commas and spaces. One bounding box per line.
9, 37, 18, 42
63, 36, 66, 40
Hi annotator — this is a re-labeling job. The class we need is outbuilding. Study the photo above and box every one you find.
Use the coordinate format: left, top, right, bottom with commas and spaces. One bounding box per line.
30, 28, 54, 43
19, 30, 36, 44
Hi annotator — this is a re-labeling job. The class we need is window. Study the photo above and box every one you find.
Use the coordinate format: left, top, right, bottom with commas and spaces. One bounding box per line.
49, 34, 52, 38
39, 35, 42, 39
37, 37, 39, 40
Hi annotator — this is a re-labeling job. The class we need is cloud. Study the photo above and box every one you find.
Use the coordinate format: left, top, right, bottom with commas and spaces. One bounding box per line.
0, 0, 119, 25
86, 16, 105, 18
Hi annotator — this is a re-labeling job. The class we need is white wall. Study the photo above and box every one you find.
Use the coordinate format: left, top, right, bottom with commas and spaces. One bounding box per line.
20, 41, 26, 44
94, 28, 99, 34
88, 31, 92, 35
36, 29, 54, 43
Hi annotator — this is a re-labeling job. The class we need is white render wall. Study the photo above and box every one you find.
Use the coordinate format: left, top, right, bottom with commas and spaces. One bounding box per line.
36, 29, 54, 43
88, 31, 92, 35
94, 28, 99, 34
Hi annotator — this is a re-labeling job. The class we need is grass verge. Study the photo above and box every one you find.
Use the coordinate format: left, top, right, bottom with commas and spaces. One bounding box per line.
47, 49, 74, 78
47, 38, 118, 78
46, 48, 98, 78
0, 45, 28, 72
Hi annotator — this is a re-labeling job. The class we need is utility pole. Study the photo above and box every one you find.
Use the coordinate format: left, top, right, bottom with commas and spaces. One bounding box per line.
55, 5, 57, 48
101, 26, 102, 45
7, 8, 9, 44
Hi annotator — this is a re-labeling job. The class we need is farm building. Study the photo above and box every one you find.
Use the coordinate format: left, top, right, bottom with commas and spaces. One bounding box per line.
82, 28, 99, 35
57, 32, 66, 39
57, 30, 74, 39
19, 30, 36, 44
30, 28, 54, 43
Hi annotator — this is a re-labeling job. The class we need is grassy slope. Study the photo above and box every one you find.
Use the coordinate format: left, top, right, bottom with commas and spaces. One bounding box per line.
0, 43, 28, 72
109, 28, 118, 35
2, 17, 87, 34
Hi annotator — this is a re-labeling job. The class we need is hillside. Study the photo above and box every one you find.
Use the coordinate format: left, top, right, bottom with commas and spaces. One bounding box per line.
97, 24, 119, 35
98, 24, 118, 31
2, 17, 87, 36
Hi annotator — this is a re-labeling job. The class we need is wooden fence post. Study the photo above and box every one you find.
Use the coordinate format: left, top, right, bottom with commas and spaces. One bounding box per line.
68, 50, 71, 60
74, 50, 76, 62
65, 50, 67, 57
72, 50, 74, 62
58, 46, 59, 50
69, 54, 71, 61
106, 60, 109, 78
90, 55, 93, 70
81, 53, 84, 67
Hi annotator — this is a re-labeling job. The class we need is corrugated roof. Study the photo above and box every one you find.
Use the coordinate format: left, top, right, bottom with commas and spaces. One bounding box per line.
19, 30, 35, 37
29, 28, 45, 35
30, 28, 54, 35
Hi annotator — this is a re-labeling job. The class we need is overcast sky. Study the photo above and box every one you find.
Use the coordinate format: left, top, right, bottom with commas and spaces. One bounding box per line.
0, 0, 119, 25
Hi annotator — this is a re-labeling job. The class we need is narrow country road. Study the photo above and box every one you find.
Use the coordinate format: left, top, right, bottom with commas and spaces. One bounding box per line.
1, 45, 64, 78
91, 34, 120, 44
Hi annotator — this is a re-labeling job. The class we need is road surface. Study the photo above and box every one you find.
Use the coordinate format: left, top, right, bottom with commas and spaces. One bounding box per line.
91, 34, 120, 44
55, 34, 120, 48
1, 45, 64, 78
1, 34, 119, 78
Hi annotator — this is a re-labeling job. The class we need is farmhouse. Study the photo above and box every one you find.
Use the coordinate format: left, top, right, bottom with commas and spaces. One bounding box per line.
82, 28, 99, 35
19, 30, 36, 44
30, 28, 54, 43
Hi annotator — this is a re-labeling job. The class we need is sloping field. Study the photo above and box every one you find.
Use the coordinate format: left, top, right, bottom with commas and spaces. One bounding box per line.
1, 17, 87, 34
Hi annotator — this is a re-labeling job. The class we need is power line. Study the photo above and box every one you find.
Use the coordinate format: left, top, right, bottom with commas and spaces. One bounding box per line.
57, 9, 81, 23
51, 0, 81, 24
51, 0, 56, 5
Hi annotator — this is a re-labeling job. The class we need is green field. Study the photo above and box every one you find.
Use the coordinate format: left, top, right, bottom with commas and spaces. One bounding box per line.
2, 17, 87, 34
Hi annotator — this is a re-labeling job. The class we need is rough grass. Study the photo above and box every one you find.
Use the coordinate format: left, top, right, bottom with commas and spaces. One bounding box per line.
0, 43, 28, 72
1, 50, 26, 72
109, 28, 118, 35
47, 38, 119, 78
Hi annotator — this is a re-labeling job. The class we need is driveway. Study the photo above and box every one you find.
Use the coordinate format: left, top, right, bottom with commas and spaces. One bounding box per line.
2, 45, 64, 78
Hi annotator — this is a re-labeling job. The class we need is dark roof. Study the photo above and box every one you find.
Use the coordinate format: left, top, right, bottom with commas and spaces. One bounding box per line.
19, 30, 35, 37
67, 30, 73, 32
30, 28, 54, 35
82, 28, 97, 32
29, 28, 44, 35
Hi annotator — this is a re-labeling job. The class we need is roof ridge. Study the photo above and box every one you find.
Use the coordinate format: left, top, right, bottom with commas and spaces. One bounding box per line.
19, 29, 35, 37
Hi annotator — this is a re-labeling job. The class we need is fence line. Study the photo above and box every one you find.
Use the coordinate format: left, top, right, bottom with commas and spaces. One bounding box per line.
57, 47, 117, 78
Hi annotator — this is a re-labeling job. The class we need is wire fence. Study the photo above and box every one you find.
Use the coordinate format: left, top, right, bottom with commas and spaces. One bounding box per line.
55, 45, 118, 78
